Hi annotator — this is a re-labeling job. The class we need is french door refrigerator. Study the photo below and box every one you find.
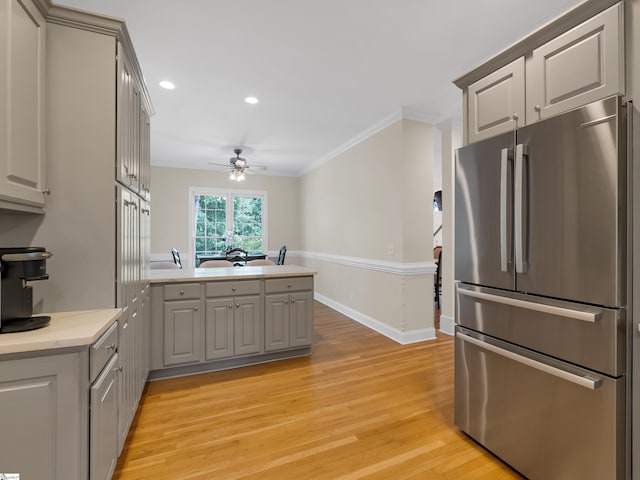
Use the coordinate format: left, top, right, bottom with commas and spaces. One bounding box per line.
454, 95, 628, 480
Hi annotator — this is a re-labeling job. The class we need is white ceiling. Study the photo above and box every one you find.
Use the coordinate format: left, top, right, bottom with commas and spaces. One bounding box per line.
55, 0, 582, 176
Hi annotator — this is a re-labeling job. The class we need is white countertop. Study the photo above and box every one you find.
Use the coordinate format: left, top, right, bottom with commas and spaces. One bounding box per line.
147, 264, 317, 283
0, 308, 122, 355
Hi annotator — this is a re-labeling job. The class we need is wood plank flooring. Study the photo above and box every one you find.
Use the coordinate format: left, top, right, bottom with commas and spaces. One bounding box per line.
114, 302, 523, 479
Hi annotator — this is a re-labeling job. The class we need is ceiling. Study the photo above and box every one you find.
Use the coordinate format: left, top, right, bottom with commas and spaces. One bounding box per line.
55, 0, 582, 176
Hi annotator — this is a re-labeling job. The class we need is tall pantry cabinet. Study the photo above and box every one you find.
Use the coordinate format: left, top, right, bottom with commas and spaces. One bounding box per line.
35, 4, 153, 452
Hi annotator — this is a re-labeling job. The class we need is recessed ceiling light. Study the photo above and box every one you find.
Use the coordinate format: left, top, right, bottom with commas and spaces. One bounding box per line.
159, 80, 176, 90
244, 96, 259, 104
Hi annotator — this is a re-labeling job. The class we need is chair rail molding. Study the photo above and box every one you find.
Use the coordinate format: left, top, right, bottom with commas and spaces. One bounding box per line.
299, 251, 436, 276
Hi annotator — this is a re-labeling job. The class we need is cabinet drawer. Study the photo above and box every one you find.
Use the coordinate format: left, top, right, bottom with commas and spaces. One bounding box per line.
206, 280, 261, 297
164, 283, 201, 300
90, 321, 119, 383
265, 276, 313, 293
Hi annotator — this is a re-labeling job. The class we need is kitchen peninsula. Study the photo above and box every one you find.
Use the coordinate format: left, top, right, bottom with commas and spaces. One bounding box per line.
149, 265, 317, 379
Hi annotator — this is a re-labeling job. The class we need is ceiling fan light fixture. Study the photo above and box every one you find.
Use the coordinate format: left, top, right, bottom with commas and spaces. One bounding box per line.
235, 158, 246, 167
229, 171, 237, 180
244, 96, 259, 104
237, 171, 246, 181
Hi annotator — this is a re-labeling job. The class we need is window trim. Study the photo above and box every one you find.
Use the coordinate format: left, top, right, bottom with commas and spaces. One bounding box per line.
188, 186, 268, 259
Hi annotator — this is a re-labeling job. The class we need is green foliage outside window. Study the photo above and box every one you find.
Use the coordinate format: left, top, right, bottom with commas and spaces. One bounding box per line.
193, 193, 264, 259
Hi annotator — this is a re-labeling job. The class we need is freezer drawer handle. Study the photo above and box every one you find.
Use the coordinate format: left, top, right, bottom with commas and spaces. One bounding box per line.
457, 332, 602, 390
458, 288, 600, 323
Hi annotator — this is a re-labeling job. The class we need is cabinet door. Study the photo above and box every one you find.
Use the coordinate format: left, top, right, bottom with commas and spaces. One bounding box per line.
91, 354, 119, 480
234, 295, 262, 356
205, 297, 234, 360
116, 43, 137, 191
467, 57, 525, 143
0, 352, 85, 479
264, 293, 290, 352
0, 0, 46, 210
139, 108, 151, 199
289, 291, 314, 347
527, 3, 624, 123
163, 299, 202, 366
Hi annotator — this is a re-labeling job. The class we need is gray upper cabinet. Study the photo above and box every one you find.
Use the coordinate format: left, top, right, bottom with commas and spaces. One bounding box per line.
460, 2, 624, 145
526, 3, 624, 123
0, 0, 47, 212
467, 57, 525, 143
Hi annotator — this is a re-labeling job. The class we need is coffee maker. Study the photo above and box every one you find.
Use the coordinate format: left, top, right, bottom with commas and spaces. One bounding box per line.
0, 247, 53, 333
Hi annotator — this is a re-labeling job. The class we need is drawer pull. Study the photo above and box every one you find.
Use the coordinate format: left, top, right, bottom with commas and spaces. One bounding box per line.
458, 288, 600, 323
236, 303, 240, 308
194, 306, 199, 311
180, 289, 185, 295
114, 366, 123, 373
285, 299, 289, 304
232, 286, 236, 291
458, 332, 602, 390
291, 299, 295, 304
228, 304, 232, 309
106, 344, 116, 351
288, 283, 291, 288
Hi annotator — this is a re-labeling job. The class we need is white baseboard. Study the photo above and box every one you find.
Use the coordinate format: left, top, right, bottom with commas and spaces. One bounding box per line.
439, 314, 455, 336
314, 293, 436, 345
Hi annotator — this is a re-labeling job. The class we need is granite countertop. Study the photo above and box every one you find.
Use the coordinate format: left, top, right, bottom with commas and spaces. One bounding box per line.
148, 264, 317, 284
0, 308, 122, 355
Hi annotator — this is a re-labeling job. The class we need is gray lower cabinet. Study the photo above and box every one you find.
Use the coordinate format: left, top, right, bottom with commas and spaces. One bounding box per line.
265, 291, 313, 351
0, 352, 88, 479
150, 275, 314, 376
264, 277, 314, 352
163, 299, 202, 366
205, 295, 262, 360
91, 354, 120, 480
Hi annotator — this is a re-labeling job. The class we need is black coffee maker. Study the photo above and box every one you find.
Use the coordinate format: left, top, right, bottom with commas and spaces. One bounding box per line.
0, 247, 53, 333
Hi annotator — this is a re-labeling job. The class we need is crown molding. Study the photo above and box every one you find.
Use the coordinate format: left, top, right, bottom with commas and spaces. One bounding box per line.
401, 107, 441, 124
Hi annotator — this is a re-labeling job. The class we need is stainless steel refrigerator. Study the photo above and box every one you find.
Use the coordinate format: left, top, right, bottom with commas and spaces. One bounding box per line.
454, 95, 629, 480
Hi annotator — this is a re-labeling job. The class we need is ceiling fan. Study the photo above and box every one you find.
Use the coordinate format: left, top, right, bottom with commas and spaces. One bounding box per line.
209, 148, 267, 181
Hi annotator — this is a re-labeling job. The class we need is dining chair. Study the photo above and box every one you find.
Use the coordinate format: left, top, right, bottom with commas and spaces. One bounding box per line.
277, 245, 287, 265
247, 259, 275, 266
200, 260, 234, 268
225, 248, 248, 266
150, 261, 180, 270
171, 248, 183, 269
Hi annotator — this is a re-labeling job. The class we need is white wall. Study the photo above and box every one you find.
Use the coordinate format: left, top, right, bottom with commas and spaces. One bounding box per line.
150, 166, 300, 267
438, 125, 462, 335
298, 118, 437, 343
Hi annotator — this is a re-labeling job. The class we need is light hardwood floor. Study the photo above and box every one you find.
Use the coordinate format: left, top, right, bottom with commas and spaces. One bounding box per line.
114, 302, 523, 479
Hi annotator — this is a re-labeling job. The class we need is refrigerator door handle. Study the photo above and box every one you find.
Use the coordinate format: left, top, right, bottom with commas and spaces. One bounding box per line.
457, 331, 603, 390
458, 288, 601, 322
500, 148, 512, 272
515, 143, 528, 273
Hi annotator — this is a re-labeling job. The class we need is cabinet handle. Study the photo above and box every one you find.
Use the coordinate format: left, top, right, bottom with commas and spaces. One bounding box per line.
232, 286, 236, 292
285, 299, 289, 304
236, 303, 240, 308
228, 304, 233, 309
128, 173, 138, 180
180, 290, 185, 295
512, 113, 519, 121
194, 306, 199, 311
291, 299, 295, 304
534, 105, 541, 112
114, 366, 123, 373
287, 283, 291, 288
42, 188, 51, 195
106, 344, 116, 350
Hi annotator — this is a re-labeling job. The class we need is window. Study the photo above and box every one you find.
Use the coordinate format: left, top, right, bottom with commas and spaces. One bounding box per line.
190, 188, 267, 261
